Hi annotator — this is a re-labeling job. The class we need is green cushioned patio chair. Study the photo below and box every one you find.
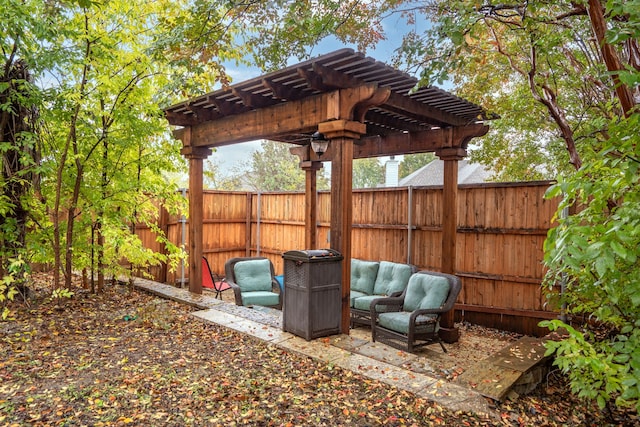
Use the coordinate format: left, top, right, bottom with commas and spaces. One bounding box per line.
370, 270, 461, 353
224, 257, 282, 309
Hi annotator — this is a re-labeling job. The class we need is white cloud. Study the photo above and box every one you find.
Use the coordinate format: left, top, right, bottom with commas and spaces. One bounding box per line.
209, 141, 263, 176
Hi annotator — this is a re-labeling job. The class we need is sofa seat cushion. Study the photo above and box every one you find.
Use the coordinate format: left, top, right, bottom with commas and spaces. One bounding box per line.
377, 311, 438, 334
241, 291, 280, 307
234, 259, 273, 292
353, 295, 376, 311
403, 274, 450, 313
349, 290, 368, 307
350, 259, 379, 295
373, 261, 413, 296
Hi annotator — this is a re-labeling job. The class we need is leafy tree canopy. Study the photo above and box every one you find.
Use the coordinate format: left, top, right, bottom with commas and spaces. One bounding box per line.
352, 158, 384, 189
240, 141, 329, 192
203, 157, 244, 191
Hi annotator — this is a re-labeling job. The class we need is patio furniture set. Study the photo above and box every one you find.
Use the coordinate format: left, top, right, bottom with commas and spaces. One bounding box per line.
202, 255, 461, 353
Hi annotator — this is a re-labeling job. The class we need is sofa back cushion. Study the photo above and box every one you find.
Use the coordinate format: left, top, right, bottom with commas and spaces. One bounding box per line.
233, 259, 273, 292
350, 259, 379, 295
403, 273, 450, 313
373, 261, 413, 296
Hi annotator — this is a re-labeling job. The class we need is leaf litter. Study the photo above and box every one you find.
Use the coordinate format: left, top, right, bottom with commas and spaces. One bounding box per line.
0, 273, 636, 426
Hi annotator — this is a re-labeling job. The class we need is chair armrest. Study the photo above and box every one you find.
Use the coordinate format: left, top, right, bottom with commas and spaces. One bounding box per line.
409, 307, 446, 324
271, 278, 283, 308
371, 296, 403, 309
226, 280, 243, 306
271, 278, 282, 293
370, 296, 403, 317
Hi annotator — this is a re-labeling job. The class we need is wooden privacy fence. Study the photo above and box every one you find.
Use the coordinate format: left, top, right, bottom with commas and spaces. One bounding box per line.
135, 181, 560, 336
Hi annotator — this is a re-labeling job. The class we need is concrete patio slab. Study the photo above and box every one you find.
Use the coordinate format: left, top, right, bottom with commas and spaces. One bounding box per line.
328, 333, 369, 351
356, 341, 418, 367
278, 336, 353, 364
191, 309, 290, 343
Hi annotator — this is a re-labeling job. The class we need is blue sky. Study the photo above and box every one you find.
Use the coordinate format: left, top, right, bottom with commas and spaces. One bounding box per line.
208, 13, 429, 176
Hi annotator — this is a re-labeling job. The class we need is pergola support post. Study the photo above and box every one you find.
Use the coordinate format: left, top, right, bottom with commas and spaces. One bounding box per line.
436, 146, 465, 343
300, 161, 323, 249
320, 120, 366, 334
329, 138, 353, 334
180, 135, 212, 295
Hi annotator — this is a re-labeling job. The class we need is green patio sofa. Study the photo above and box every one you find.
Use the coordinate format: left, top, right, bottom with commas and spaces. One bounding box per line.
349, 258, 415, 328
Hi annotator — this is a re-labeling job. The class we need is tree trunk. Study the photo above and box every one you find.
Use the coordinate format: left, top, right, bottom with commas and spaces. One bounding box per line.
53, 18, 92, 289
0, 59, 38, 284
64, 159, 83, 289
97, 115, 108, 293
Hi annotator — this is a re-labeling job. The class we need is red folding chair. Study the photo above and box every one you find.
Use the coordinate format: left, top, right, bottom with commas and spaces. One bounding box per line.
202, 257, 231, 300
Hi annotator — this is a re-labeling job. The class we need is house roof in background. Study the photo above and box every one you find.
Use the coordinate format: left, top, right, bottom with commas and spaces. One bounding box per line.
399, 159, 491, 186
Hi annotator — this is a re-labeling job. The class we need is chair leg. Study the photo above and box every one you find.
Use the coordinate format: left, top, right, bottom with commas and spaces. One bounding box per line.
439, 340, 447, 353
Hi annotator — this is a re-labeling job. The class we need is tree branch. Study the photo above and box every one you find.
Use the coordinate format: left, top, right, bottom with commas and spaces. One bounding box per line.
586, 0, 636, 117
527, 42, 582, 170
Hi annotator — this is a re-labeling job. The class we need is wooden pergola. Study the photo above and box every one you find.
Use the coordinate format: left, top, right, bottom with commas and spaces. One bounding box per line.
164, 49, 490, 341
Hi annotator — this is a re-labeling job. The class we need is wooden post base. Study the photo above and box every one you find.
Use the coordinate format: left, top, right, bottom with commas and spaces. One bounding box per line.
439, 326, 460, 344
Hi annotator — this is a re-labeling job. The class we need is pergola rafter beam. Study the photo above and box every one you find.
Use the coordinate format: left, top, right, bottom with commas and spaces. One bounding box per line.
298, 67, 339, 92
263, 77, 304, 101
232, 88, 277, 109
312, 63, 360, 89
364, 109, 430, 133
384, 92, 468, 127
211, 96, 245, 116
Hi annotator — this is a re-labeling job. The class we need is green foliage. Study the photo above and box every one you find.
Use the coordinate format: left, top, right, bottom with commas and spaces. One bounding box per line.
51, 288, 74, 300
229, 0, 392, 70
399, 153, 435, 179
242, 141, 329, 192
245, 141, 305, 191
1, 1, 49, 303
395, 1, 611, 180
542, 113, 640, 412
542, 320, 640, 411
0, 256, 29, 320
151, 0, 244, 96
204, 157, 244, 190
352, 158, 384, 188
0, 0, 196, 290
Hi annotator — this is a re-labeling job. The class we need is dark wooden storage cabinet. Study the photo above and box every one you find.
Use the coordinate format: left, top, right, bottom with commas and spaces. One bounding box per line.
282, 249, 343, 340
